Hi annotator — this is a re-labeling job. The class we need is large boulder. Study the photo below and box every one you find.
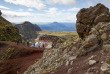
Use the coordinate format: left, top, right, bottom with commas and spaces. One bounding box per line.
76, 3, 110, 39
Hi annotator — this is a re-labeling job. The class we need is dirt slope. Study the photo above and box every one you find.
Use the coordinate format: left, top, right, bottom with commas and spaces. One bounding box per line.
0, 41, 44, 74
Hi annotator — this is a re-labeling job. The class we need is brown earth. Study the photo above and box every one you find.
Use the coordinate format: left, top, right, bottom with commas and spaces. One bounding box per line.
0, 41, 45, 74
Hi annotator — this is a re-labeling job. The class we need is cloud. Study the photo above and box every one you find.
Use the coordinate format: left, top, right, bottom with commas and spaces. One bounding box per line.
46, 0, 76, 5
18, 8, 23, 12
102, 0, 110, 5
67, 7, 80, 12
87, 0, 93, 6
2, 10, 32, 17
45, 7, 58, 14
95, 0, 110, 6
0, 5, 10, 9
1, 8, 76, 22
28, 8, 33, 11
4, 0, 46, 10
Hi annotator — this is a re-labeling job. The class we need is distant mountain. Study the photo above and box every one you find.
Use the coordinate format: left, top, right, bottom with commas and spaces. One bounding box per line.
37, 22, 76, 32
15, 21, 41, 40
0, 10, 22, 42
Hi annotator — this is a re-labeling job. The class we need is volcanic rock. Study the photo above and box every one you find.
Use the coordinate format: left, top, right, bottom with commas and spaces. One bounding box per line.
88, 60, 97, 66
76, 3, 110, 39
101, 62, 110, 71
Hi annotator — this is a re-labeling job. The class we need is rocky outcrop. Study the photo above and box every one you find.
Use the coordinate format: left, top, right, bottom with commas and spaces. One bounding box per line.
76, 3, 110, 39
15, 21, 41, 40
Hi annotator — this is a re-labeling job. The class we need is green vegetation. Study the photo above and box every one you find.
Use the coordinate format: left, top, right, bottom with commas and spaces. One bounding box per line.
106, 59, 110, 64
0, 48, 14, 63
0, 26, 22, 42
38, 30, 78, 37
0, 16, 22, 42
0, 16, 12, 28
99, 29, 104, 33
38, 30, 78, 42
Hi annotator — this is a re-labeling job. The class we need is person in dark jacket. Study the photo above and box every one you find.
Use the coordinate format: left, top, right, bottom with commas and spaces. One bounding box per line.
17, 39, 19, 45
27, 40, 29, 47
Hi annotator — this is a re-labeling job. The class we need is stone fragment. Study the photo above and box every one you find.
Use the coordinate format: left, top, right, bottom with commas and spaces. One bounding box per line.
88, 60, 97, 66
67, 67, 73, 74
69, 56, 77, 61
65, 61, 69, 66
101, 33, 107, 41
101, 63, 110, 71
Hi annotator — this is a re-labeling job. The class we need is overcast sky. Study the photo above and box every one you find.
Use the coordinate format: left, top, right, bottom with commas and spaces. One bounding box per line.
0, 0, 110, 23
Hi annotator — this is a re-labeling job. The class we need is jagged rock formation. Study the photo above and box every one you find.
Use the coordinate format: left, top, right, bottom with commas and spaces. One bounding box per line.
15, 21, 41, 40
24, 3, 110, 74
76, 3, 110, 39
0, 10, 22, 42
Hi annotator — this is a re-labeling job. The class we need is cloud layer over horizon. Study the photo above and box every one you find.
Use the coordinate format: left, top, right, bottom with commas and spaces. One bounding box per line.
0, 0, 110, 23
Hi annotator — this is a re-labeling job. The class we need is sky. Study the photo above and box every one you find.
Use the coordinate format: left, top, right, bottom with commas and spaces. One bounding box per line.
0, 0, 110, 23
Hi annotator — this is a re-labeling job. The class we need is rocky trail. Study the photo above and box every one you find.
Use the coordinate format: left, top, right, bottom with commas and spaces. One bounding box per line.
0, 41, 45, 74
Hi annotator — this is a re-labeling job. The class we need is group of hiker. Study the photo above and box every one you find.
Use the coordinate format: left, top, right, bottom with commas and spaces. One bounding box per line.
16, 39, 30, 46
16, 39, 45, 48
32, 41, 45, 48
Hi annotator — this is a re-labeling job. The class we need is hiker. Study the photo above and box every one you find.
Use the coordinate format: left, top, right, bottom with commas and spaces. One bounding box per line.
22, 40, 25, 45
27, 40, 29, 47
17, 39, 19, 45
38, 42, 40, 47
33, 42, 35, 47
52, 43, 54, 48
35, 41, 38, 47
43, 43, 45, 48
